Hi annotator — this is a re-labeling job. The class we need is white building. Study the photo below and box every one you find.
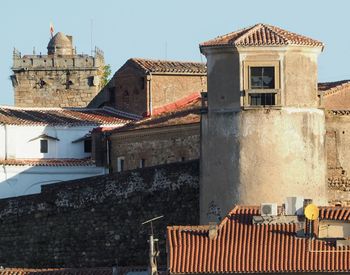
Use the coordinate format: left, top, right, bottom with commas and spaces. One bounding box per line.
0, 106, 139, 198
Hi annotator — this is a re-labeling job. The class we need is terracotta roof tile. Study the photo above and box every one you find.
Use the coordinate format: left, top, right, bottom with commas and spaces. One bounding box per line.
0, 106, 140, 126
167, 205, 350, 274
318, 79, 350, 96
127, 58, 207, 74
200, 23, 324, 49
0, 158, 95, 167
110, 93, 201, 133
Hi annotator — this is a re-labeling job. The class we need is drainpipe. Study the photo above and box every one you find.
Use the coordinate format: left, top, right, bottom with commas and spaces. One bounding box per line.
105, 133, 110, 174
4, 125, 8, 160
146, 73, 152, 116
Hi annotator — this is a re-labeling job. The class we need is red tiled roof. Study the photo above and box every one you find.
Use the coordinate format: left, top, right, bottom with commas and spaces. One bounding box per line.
151, 92, 201, 116
110, 93, 201, 133
0, 106, 140, 126
200, 23, 324, 49
0, 267, 111, 274
318, 80, 350, 95
0, 158, 95, 167
167, 205, 350, 274
127, 58, 207, 74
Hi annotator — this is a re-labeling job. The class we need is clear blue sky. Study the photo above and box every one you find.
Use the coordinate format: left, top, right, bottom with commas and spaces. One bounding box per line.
1, 0, 349, 105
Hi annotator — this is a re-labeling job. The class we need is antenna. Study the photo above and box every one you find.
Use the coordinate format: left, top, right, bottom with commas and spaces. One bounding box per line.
142, 215, 164, 275
90, 19, 93, 56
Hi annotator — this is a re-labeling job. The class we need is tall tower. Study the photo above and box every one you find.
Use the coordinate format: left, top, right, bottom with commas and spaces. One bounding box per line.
199, 24, 328, 224
11, 32, 104, 107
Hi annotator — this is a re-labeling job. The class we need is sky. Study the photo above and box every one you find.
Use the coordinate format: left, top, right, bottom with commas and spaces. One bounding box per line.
1, 0, 350, 105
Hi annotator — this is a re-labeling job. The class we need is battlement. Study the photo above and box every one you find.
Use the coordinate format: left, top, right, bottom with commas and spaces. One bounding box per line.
12, 48, 104, 71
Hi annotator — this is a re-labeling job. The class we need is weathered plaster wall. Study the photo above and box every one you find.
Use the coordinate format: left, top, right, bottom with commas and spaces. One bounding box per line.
200, 108, 327, 223
325, 112, 350, 175
0, 161, 199, 268
283, 49, 319, 107
110, 124, 199, 172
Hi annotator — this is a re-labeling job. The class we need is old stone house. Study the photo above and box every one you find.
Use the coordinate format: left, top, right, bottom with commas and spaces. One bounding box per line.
92, 93, 201, 173
12, 32, 105, 108
89, 58, 207, 116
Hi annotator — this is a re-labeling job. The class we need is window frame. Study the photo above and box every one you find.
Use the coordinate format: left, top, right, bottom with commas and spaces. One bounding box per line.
243, 60, 281, 107
40, 139, 48, 153
84, 139, 92, 153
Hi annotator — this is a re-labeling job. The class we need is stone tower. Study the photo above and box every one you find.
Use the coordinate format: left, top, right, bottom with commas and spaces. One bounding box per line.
11, 32, 104, 107
199, 23, 328, 224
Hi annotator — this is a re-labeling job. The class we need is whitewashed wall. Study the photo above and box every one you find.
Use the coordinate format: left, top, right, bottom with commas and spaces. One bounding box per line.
0, 165, 106, 198
0, 124, 101, 159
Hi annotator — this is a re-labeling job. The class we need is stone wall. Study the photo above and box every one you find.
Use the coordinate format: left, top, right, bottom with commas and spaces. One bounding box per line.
109, 124, 200, 172
92, 62, 207, 116
0, 161, 199, 268
12, 53, 104, 108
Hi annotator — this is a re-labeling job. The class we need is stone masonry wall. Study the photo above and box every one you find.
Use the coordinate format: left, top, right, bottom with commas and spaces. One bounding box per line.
110, 124, 200, 172
12, 53, 104, 108
0, 161, 199, 268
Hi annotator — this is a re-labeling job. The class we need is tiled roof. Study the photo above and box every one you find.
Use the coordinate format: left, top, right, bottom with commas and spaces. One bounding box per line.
0, 106, 140, 126
127, 58, 207, 74
318, 80, 350, 95
0, 158, 95, 167
0, 267, 111, 274
327, 110, 350, 116
167, 205, 350, 274
110, 93, 201, 133
200, 23, 324, 49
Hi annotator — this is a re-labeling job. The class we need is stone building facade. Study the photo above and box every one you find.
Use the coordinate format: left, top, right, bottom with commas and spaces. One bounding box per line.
92, 95, 201, 172
89, 58, 207, 116
12, 32, 104, 107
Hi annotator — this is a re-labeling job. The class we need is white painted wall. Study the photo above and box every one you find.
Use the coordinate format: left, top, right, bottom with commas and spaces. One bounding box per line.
0, 124, 103, 159
0, 165, 106, 198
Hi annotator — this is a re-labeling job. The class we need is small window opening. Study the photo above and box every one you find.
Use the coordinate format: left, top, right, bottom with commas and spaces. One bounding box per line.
40, 139, 48, 153
140, 159, 146, 168
84, 139, 92, 153
117, 156, 125, 172
88, 76, 94, 87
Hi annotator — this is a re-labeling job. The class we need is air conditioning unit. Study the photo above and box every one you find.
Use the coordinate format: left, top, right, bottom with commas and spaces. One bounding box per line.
260, 203, 278, 216
285, 196, 304, 215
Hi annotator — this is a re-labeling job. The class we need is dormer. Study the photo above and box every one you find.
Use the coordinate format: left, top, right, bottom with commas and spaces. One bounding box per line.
200, 23, 324, 110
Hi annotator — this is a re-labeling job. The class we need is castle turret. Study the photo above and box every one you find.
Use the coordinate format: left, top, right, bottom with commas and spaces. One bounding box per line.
47, 32, 74, 55
11, 32, 105, 108
199, 23, 327, 223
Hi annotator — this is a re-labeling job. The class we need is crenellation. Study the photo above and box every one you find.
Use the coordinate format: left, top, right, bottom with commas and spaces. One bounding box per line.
12, 32, 105, 108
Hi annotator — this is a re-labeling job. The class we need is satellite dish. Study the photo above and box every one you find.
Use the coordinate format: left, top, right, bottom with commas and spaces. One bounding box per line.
304, 204, 319, 220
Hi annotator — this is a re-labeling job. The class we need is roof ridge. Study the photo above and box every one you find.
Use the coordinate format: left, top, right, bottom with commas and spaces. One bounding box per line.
131, 57, 205, 64
234, 23, 271, 45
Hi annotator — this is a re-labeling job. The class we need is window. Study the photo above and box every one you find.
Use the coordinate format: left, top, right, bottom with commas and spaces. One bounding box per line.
250, 67, 275, 89
117, 156, 125, 172
87, 76, 94, 87
139, 158, 146, 168
243, 61, 280, 107
40, 139, 48, 153
84, 139, 92, 153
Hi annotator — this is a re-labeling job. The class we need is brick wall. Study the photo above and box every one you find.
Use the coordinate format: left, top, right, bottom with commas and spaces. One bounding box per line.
109, 124, 200, 172
0, 161, 199, 268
